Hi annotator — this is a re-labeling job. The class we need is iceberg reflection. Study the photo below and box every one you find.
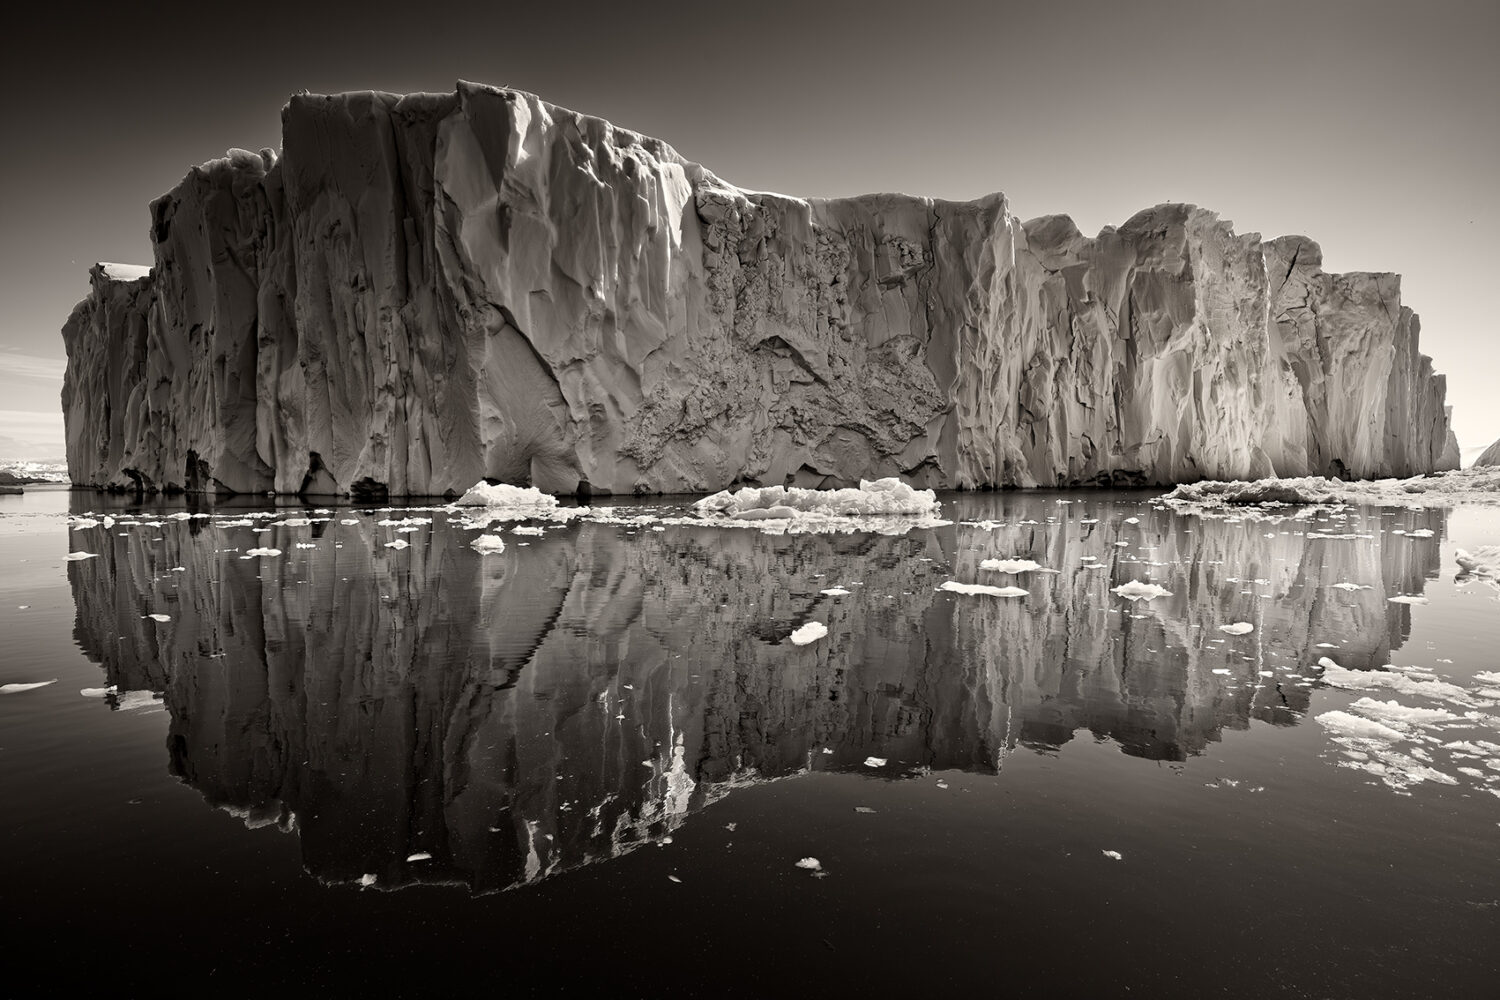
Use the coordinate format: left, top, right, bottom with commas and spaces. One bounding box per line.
65, 493, 1443, 891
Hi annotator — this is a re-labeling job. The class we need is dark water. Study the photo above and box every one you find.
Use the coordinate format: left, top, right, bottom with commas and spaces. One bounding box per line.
1, 484, 1497, 996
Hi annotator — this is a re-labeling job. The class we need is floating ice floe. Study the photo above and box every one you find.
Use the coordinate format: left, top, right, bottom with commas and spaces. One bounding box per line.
1316, 710, 1406, 742
1218, 622, 1254, 635
789, 622, 828, 646
64, 552, 98, 561
470, 535, 506, 554
1314, 658, 1475, 706
1102, 850, 1123, 861
939, 581, 1028, 598
1455, 546, 1500, 577
384, 540, 410, 550
819, 587, 851, 596
244, 547, 281, 558
1387, 595, 1429, 605
1330, 582, 1370, 591
794, 857, 822, 871
979, 558, 1050, 574
690, 478, 947, 535
405, 852, 432, 862
146, 613, 171, 623
1, 680, 57, 694
80, 686, 116, 698
1111, 580, 1173, 602
358, 874, 377, 888
1348, 698, 1458, 727
863, 757, 886, 767
452, 481, 561, 515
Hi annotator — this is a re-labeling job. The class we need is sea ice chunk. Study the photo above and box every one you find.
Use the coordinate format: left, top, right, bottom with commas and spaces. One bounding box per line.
1111, 580, 1173, 601
452, 482, 561, 513
789, 622, 828, 646
1218, 622, 1254, 635
794, 858, 822, 870
1, 680, 57, 694
1387, 595, 1429, 605
1315, 710, 1405, 742
863, 757, 887, 767
939, 581, 1028, 597
64, 552, 98, 561
470, 535, 506, 554
979, 558, 1046, 574
244, 547, 281, 557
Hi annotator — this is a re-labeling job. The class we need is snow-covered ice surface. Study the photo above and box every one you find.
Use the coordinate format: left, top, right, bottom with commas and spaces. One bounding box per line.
1163, 467, 1500, 509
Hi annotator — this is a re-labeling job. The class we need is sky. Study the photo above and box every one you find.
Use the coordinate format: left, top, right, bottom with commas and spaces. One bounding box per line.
3, 0, 1496, 458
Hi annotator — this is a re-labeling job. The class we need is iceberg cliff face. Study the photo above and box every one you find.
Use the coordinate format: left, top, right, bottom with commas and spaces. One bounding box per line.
62, 83, 1458, 496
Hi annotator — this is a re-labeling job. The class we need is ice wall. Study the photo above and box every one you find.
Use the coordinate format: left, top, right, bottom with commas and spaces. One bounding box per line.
62, 83, 1458, 496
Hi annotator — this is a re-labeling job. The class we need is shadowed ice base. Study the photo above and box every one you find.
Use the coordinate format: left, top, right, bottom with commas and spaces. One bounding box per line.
64, 492, 1442, 892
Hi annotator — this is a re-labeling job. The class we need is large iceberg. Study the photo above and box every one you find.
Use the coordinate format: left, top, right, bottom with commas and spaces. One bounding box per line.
62, 84, 1457, 498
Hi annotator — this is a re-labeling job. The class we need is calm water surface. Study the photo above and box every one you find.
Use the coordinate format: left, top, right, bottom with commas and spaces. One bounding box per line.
1, 484, 1497, 996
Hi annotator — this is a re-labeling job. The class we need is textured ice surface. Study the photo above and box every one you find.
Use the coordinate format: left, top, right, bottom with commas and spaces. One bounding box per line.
695, 478, 939, 518
452, 482, 561, 514
1316, 710, 1406, 742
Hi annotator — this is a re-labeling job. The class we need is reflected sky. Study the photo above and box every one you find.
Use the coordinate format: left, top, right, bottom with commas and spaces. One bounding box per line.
60, 491, 1452, 893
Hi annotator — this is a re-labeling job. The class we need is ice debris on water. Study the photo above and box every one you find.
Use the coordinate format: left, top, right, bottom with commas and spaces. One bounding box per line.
1316, 711, 1406, 742
789, 622, 828, 646
244, 547, 281, 558
146, 613, 171, 623
405, 852, 432, 862
794, 858, 822, 871
358, 874, 377, 888
979, 558, 1051, 574
863, 756, 887, 767
1102, 850, 1123, 861
1217, 622, 1254, 635
64, 552, 98, 561
452, 481, 561, 514
1331, 583, 1370, 591
1111, 580, 1173, 602
1387, 595, 1429, 605
80, 686, 116, 698
939, 581, 1028, 598
384, 540, 410, 550
820, 587, 851, 596
470, 534, 506, 554
1, 680, 57, 694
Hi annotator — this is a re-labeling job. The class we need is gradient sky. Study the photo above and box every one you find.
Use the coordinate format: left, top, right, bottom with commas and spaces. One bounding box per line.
3, 0, 1496, 458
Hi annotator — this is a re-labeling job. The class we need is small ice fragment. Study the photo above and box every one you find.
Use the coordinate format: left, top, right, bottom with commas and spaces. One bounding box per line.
1111, 580, 1173, 601
939, 581, 1028, 597
667, 875, 682, 883
821, 748, 834, 754
979, 558, 1043, 574
1315, 710, 1405, 742
406, 852, 432, 862
1212, 668, 1232, 675
1102, 850, 1123, 860
1124, 518, 1139, 525
384, 539, 410, 550
863, 756, 887, 767
789, 622, 828, 646
340, 518, 360, 526
1, 680, 57, 694
854, 806, 876, 814
820, 587, 851, 596
1387, 595, 1429, 605
1218, 622, 1254, 635
146, 613, 170, 623
1331, 583, 1368, 591
358, 874, 377, 887
244, 547, 281, 557
168, 566, 186, 573
1407, 528, 1434, 538
794, 857, 822, 871
64, 552, 98, 561
470, 534, 506, 554
80, 686, 116, 698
